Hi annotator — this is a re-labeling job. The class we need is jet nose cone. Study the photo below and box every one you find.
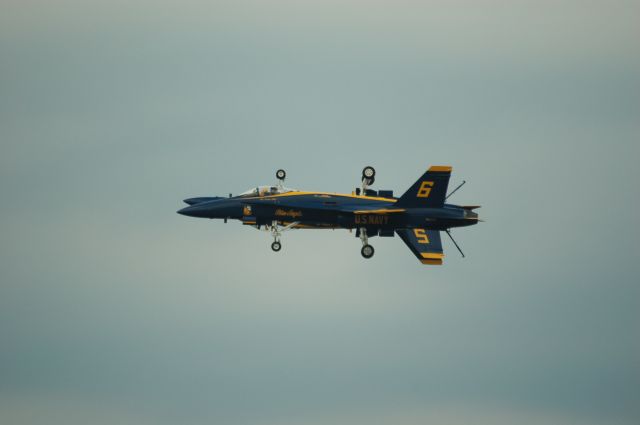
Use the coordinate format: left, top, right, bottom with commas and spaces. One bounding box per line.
177, 204, 205, 217
177, 206, 191, 216
177, 198, 241, 219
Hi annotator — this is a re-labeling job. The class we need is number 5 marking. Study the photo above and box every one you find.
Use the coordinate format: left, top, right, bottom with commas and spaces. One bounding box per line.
414, 229, 430, 244
417, 181, 434, 198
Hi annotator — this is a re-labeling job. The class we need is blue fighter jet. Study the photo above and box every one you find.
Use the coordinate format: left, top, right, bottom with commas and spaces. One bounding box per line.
178, 166, 480, 264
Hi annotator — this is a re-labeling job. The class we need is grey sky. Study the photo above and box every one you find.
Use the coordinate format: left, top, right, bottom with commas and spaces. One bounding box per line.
1, 1, 639, 424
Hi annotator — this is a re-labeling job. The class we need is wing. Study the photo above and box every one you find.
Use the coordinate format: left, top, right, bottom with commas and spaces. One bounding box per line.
396, 228, 444, 265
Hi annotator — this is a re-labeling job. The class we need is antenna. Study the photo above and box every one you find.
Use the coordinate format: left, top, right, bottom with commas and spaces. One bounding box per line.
445, 229, 465, 258
445, 180, 466, 200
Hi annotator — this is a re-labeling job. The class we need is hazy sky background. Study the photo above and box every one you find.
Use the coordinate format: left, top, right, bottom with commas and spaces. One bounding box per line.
1, 1, 639, 424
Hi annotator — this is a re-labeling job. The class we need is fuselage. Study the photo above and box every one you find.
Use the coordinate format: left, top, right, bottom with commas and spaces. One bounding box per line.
177, 190, 479, 231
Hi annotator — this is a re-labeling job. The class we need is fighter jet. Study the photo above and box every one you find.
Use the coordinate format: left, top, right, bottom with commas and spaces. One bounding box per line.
178, 166, 480, 264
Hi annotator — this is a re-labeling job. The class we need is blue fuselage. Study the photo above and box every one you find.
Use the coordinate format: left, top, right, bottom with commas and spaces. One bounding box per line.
178, 192, 478, 231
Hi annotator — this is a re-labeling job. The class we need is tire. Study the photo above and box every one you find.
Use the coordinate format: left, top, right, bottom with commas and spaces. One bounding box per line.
362, 166, 375, 179
271, 241, 282, 252
276, 169, 286, 180
361, 244, 374, 259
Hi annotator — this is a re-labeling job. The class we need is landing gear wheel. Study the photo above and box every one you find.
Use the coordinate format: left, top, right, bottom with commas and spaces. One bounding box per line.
271, 241, 282, 252
361, 244, 374, 259
362, 166, 375, 180
276, 169, 286, 180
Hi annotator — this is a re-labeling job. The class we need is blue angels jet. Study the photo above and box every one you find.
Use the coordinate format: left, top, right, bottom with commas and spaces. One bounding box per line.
178, 166, 480, 265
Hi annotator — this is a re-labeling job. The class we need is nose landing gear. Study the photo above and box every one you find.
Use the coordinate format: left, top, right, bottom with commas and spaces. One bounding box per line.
276, 169, 286, 192
268, 220, 299, 253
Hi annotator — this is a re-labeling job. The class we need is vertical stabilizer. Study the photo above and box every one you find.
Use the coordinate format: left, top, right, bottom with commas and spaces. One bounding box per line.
396, 166, 452, 208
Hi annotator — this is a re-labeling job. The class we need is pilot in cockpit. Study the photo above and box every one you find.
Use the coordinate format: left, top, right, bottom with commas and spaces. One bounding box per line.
258, 186, 281, 196
239, 185, 294, 198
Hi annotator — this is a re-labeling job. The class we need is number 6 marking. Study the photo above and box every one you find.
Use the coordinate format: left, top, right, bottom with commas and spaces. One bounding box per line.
417, 181, 434, 198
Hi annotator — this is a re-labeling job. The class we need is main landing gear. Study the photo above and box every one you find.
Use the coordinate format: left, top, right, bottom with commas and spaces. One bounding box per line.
361, 244, 374, 259
359, 227, 375, 259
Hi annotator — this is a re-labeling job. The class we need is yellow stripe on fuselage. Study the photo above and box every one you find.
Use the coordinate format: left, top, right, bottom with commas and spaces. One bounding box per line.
244, 191, 397, 203
280, 222, 338, 229
353, 208, 405, 214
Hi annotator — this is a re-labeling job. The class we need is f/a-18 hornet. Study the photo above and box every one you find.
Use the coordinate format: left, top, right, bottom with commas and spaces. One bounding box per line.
178, 166, 480, 265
